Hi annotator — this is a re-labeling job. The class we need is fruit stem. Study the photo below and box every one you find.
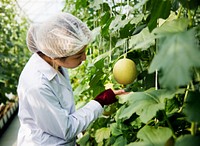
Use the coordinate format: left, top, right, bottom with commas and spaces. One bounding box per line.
124, 53, 127, 58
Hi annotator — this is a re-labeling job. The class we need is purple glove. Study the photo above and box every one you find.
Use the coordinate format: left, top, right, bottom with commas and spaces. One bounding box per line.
94, 89, 117, 107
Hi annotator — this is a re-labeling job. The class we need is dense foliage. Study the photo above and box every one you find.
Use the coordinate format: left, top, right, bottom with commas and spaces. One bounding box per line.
0, 0, 29, 104
64, 0, 200, 145
0, 0, 200, 145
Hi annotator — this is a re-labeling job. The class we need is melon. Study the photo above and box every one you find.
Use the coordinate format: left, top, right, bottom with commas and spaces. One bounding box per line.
113, 58, 137, 85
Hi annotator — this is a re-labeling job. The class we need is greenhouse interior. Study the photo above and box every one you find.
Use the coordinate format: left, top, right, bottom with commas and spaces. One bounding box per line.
0, 0, 200, 146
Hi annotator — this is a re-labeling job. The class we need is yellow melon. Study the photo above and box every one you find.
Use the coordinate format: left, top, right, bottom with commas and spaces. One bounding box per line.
113, 58, 137, 85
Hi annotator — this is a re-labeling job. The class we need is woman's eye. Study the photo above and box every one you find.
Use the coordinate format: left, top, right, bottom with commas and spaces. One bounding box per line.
75, 56, 81, 59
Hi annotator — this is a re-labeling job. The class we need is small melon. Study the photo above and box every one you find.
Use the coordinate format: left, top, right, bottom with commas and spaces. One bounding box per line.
113, 58, 137, 85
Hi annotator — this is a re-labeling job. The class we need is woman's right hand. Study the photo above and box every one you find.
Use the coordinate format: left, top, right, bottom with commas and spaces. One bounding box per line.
94, 89, 128, 107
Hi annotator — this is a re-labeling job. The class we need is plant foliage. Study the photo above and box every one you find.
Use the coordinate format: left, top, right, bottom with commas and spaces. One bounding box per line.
63, 0, 200, 145
0, 0, 29, 104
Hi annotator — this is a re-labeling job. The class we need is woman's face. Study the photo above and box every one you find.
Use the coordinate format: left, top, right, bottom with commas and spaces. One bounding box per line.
53, 46, 87, 69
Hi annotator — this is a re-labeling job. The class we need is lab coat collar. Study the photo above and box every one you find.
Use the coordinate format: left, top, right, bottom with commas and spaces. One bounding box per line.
32, 53, 71, 87
32, 53, 57, 81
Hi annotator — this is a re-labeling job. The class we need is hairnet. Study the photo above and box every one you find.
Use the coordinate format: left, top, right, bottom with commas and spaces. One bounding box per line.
26, 12, 93, 58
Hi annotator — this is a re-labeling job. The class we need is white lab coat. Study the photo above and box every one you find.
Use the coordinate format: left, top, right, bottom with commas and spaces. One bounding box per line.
17, 53, 103, 146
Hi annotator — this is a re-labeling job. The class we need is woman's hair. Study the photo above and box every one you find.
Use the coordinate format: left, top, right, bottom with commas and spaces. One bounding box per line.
26, 12, 92, 58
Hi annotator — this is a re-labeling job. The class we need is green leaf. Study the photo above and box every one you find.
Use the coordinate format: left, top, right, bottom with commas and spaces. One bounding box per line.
91, 82, 105, 97
90, 0, 103, 10
149, 29, 200, 88
153, 18, 189, 34
93, 50, 111, 64
139, 126, 172, 146
95, 127, 110, 143
89, 70, 104, 87
94, 58, 105, 69
175, 135, 200, 146
110, 123, 123, 136
113, 136, 127, 146
147, 0, 171, 31
100, 11, 111, 25
77, 132, 90, 145
127, 126, 172, 146
118, 89, 180, 123
129, 27, 155, 50
183, 91, 200, 122
127, 142, 149, 146
115, 38, 127, 48
75, 0, 88, 9
118, 92, 134, 104
109, 15, 130, 32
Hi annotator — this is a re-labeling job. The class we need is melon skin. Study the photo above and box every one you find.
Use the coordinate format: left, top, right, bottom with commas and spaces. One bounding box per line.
113, 58, 137, 85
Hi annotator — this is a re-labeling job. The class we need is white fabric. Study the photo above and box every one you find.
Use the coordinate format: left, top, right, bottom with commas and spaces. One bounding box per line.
17, 53, 103, 146
26, 12, 93, 58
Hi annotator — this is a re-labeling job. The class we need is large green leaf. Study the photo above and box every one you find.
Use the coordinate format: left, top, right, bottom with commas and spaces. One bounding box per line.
117, 89, 181, 123
153, 18, 189, 34
175, 135, 200, 146
149, 28, 200, 88
183, 91, 200, 122
95, 127, 110, 143
129, 27, 155, 50
127, 126, 172, 146
127, 142, 149, 146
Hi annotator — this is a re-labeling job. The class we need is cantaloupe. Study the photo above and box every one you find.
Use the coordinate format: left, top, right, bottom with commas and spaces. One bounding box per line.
113, 58, 137, 85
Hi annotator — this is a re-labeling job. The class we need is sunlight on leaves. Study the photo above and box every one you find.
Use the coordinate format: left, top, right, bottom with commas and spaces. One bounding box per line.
129, 27, 155, 50
109, 14, 131, 32
95, 127, 110, 143
153, 18, 189, 34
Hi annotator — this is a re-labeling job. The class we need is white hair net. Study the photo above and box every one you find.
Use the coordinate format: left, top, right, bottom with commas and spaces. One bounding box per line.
26, 12, 93, 58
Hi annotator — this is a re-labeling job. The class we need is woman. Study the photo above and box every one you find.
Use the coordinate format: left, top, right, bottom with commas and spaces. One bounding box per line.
17, 12, 125, 146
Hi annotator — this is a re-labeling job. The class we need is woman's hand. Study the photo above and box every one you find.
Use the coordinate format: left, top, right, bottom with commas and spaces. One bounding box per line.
94, 89, 129, 107
113, 89, 126, 95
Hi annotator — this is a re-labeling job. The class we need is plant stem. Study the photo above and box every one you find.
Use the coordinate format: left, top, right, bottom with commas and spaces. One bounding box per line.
178, 84, 190, 113
162, 110, 177, 138
191, 122, 198, 136
177, 6, 183, 19
155, 70, 158, 90
184, 84, 190, 102
124, 53, 127, 58
188, 9, 193, 27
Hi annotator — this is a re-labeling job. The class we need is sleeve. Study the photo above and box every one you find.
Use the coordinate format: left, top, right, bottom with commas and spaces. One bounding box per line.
26, 83, 103, 141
